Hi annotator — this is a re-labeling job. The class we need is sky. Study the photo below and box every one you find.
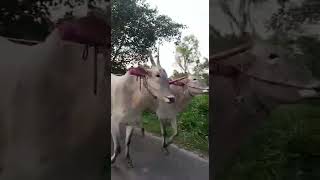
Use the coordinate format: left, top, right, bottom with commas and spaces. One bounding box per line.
146, 0, 209, 77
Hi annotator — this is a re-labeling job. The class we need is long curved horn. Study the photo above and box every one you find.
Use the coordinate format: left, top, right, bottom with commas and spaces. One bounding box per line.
148, 51, 156, 67
210, 40, 253, 61
169, 76, 188, 84
157, 46, 161, 67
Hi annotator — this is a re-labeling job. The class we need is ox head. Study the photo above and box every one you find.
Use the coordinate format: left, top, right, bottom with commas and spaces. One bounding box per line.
169, 75, 209, 96
212, 37, 320, 105
129, 52, 175, 104
185, 75, 209, 95
211, 35, 320, 178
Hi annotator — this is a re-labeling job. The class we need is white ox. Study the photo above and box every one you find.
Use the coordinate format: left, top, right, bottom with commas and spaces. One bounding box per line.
111, 52, 175, 167
0, 13, 109, 180
140, 75, 209, 152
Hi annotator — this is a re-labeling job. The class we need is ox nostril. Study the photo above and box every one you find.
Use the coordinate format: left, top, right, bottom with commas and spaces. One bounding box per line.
167, 96, 175, 103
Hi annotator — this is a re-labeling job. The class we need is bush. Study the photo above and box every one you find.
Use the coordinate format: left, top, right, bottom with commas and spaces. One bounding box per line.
226, 103, 320, 180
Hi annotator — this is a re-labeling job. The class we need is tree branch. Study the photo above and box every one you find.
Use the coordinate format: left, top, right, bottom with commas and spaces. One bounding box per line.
112, 34, 126, 62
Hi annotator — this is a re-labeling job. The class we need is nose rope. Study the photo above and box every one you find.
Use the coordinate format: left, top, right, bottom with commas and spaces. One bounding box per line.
187, 85, 209, 90
82, 45, 89, 60
134, 76, 156, 99
143, 78, 157, 99
135, 76, 143, 91
212, 60, 317, 90
169, 78, 209, 90
82, 45, 99, 95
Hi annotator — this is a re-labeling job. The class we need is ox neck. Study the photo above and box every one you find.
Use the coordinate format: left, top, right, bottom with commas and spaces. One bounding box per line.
126, 74, 157, 109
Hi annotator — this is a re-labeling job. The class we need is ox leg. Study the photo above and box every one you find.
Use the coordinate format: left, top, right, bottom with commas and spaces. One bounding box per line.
166, 117, 178, 146
159, 119, 169, 155
111, 121, 121, 164
140, 120, 145, 137
125, 126, 134, 168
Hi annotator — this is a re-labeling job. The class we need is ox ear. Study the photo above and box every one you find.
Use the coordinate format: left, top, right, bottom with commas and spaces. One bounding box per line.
128, 66, 150, 77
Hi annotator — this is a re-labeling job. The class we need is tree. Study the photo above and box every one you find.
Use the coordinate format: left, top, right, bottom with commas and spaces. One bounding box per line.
214, 0, 269, 35
267, 0, 320, 35
0, 0, 53, 40
111, 0, 185, 73
175, 35, 201, 74
171, 70, 187, 79
0, 0, 109, 40
193, 57, 209, 85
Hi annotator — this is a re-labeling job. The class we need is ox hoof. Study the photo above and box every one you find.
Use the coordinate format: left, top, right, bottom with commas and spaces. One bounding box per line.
161, 147, 170, 156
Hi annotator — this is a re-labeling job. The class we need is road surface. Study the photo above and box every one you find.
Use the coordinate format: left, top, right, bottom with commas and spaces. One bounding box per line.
111, 132, 209, 180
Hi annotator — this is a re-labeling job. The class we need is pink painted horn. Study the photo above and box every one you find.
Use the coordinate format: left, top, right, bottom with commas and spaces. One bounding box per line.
169, 76, 188, 84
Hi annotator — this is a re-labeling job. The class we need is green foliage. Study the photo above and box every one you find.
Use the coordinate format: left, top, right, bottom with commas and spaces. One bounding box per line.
294, 36, 320, 79
171, 70, 187, 79
178, 95, 209, 146
175, 34, 201, 73
142, 95, 209, 154
111, 0, 185, 73
225, 103, 320, 180
267, 0, 320, 33
193, 57, 209, 85
0, 0, 109, 40
215, 0, 270, 34
0, 0, 53, 39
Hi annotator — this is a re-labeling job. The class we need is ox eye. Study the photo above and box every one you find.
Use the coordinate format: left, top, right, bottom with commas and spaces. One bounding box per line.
269, 53, 279, 59
156, 74, 160, 77
193, 78, 197, 80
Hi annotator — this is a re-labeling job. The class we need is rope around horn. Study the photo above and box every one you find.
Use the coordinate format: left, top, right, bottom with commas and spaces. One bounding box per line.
82, 45, 99, 95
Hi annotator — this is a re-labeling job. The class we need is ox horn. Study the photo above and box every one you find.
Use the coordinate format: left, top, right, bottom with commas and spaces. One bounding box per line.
169, 76, 188, 84
210, 40, 253, 61
148, 51, 156, 67
156, 46, 161, 67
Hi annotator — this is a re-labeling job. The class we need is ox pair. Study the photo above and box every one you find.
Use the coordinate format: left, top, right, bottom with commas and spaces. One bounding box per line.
111, 51, 175, 167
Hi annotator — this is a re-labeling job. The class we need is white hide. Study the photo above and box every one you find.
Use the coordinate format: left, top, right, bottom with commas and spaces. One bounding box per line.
110, 61, 174, 165
0, 30, 107, 179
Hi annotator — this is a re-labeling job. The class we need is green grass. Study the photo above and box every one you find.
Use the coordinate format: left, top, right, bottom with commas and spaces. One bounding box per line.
142, 97, 320, 180
225, 103, 320, 180
142, 95, 209, 156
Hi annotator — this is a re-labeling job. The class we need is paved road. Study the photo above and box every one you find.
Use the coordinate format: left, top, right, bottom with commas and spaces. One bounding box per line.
111, 132, 209, 180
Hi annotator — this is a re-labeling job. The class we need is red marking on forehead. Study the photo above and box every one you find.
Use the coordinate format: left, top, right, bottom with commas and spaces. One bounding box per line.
57, 15, 109, 46
128, 66, 149, 77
